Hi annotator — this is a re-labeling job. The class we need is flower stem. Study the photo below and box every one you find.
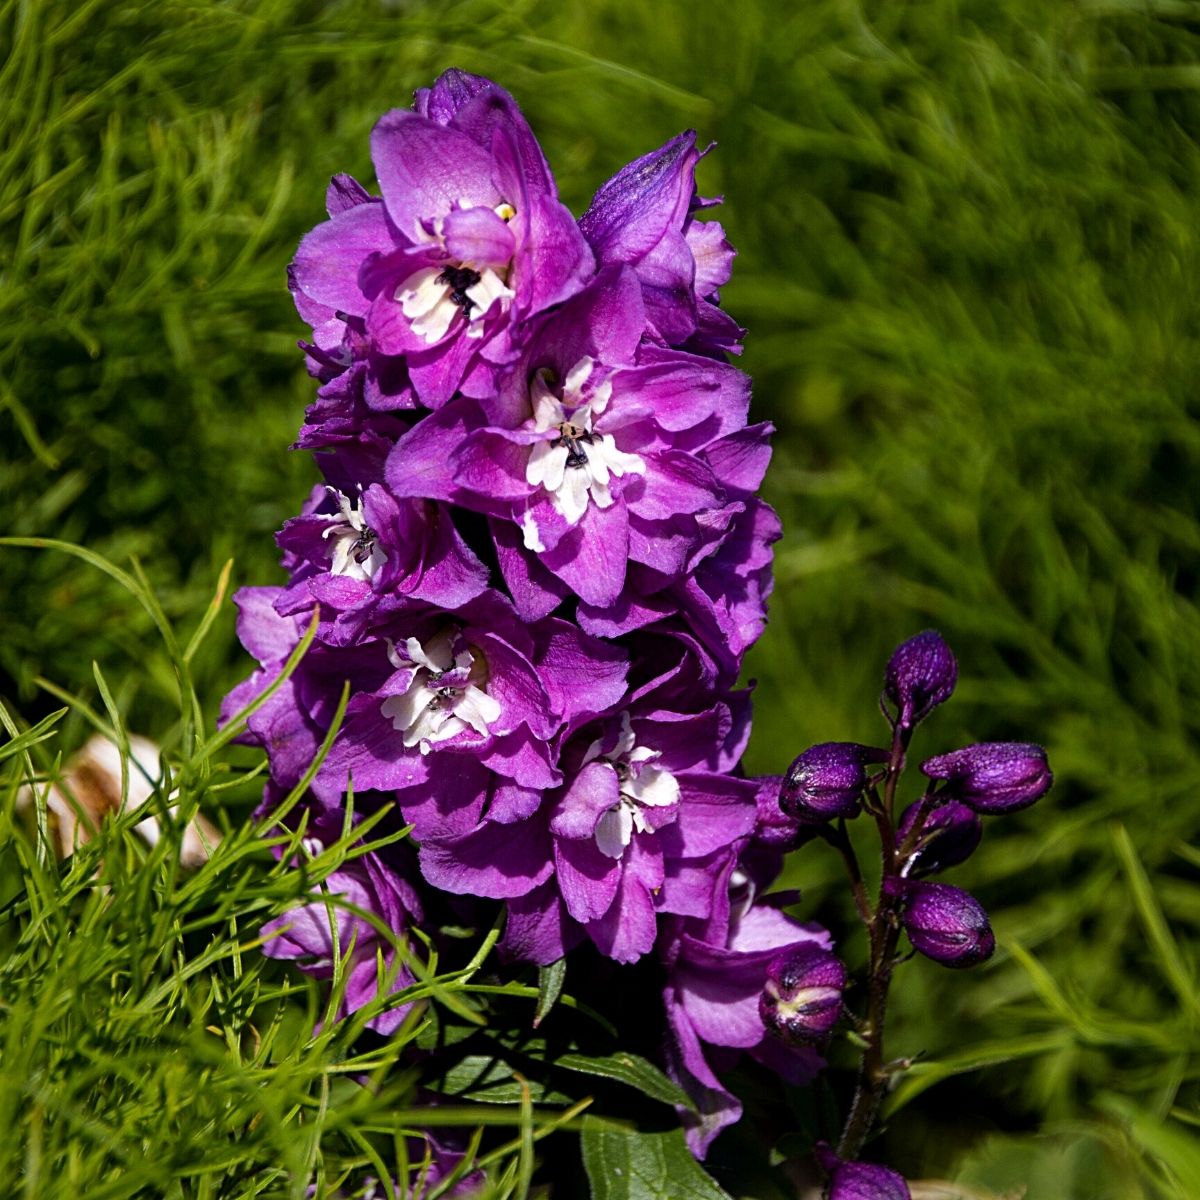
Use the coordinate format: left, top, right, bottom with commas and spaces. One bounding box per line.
836, 723, 909, 1159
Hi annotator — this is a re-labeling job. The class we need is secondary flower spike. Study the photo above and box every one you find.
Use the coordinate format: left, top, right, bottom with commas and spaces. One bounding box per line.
883, 630, 957, 731
779, 742, 888, 823
921, 741, 1053, 814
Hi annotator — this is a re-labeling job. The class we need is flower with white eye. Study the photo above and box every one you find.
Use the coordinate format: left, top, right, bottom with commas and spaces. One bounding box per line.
524, 356, 645, 526
380, 630, 501, 756
321, 489, 388, 581
584, 712, 680, 859
395, 202, 518, 344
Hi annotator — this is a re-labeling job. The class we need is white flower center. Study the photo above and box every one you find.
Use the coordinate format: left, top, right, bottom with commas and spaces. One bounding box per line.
395, 202, 516, 345
584, 712, 679, 860
523, 357, 645, 528
321, 490, 387, 581
380, 631, 501, 756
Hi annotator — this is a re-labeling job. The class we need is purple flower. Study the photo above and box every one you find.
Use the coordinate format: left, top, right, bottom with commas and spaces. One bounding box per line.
759, 944, 846, 1046
484, 697, 758, 965
273, 482, 489, 644
921, 742, 1053, 814
386, 268, 752, 609
579, 131, 743, 353
897, 800, 982, 874
884, 630, 957, 730
289, 70, 593, 409
780, 743, 888, 823
661, 858, 831, 1157
894, 880, 995, 969
815, 1146, 911, 1200
260, 805, 425, 1034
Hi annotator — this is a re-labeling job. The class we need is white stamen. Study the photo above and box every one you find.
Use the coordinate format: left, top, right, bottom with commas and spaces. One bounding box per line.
522, 359, 644, 528
381, 632, 500, 755
321, 490, 387, 581
590, 712, 680, 860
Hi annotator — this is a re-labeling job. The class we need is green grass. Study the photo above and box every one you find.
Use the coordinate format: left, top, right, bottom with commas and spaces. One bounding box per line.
2, 0, 1199, 1196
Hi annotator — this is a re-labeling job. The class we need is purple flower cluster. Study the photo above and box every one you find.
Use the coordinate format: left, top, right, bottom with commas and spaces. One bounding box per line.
225, 68, 823, 1159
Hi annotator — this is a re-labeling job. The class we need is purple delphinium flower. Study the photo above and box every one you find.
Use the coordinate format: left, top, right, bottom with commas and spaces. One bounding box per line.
259, 803, 425, 1034
273, 481, 490, 645
780, 742, 889, 823
921, 741, 1053, 814
883, 630, 958, 731
289, 70, 593, 410
661, 853, 831, 1157
386, 267, 753, 610
815, 1145, 912, 1200
579, 130, 743, 354
890, 879, 995, 969
897, 799, 982, 875
482, 695, 759, 965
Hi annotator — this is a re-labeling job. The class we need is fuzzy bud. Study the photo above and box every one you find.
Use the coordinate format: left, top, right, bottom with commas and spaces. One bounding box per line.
779, 743, 888, 823
921, 742, 1052, 814
883, 630, 957, 730
759, 944, 846, 1045
898, 880, 995, 968
815, 1145, 911, 1200
897, 800, 982, 875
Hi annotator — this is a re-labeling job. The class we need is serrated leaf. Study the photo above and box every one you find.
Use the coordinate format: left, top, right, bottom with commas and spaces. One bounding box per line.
557, 1052, 692, 1111
534, 958, 566, 1028
581, 1119, 733, 1200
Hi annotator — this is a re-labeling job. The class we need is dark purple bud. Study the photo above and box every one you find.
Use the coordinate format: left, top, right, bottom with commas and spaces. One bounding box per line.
921, 742, 1052, 814
897, 800, 982, 875
759, 944, 846, 1046
900, 881, 995, 968
884, 630, 957, 730
779, 742, 888, 822
815, 1145, 911, 1200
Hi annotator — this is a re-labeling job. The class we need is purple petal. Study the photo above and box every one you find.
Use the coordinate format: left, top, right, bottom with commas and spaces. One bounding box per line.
419, 818, 553, 899
370, 110, 500, 240
292, 202, 392, 319
549, 761, 620, 839
555, 835, 621, 923
442, 204, 516, 269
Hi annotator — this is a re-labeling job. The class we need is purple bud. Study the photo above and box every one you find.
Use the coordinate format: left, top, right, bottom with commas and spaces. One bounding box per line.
779, 743, 888, 822
884, 630, 957, 730
759, 944, 846, 1046
900, 881, 995, 968
920, 741, 1052, 814
897, 800, 982, 875
815, 1145, 911, 1200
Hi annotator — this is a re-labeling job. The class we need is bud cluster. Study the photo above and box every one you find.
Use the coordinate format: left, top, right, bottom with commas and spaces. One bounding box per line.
775, 630, 1053, 1192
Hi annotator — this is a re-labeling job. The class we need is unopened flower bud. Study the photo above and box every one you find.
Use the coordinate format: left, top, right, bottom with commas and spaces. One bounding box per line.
897, 800, 982, 875
884, 630, 957, 730
815, 1145, 911, 1200
779, 743, 888, 822
921, 742, 1052, 814
759, 944, 846, 1045
899, 881, 995, 968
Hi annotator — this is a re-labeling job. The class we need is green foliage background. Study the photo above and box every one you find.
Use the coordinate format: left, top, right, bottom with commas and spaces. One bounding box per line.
1, 0, 1198, 1196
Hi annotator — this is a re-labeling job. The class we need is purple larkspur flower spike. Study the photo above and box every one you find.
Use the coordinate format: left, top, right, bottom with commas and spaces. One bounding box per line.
815, 1145, 912, 1200
893, 879, 995, 969
897, 799, 982, 875
779, 743, 888, 823
921, 741, 1052, 814
884, 630, 957, 730
759, 943, 846, 1046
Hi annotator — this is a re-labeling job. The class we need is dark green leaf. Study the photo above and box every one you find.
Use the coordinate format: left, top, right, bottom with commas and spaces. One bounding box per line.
534, 957, 567, 1028
581, 1119, 733, 1200
557, 1051, 692, 1111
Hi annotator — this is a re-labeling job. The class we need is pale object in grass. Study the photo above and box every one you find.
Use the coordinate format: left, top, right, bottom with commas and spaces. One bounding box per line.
17, 733, 220, 866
